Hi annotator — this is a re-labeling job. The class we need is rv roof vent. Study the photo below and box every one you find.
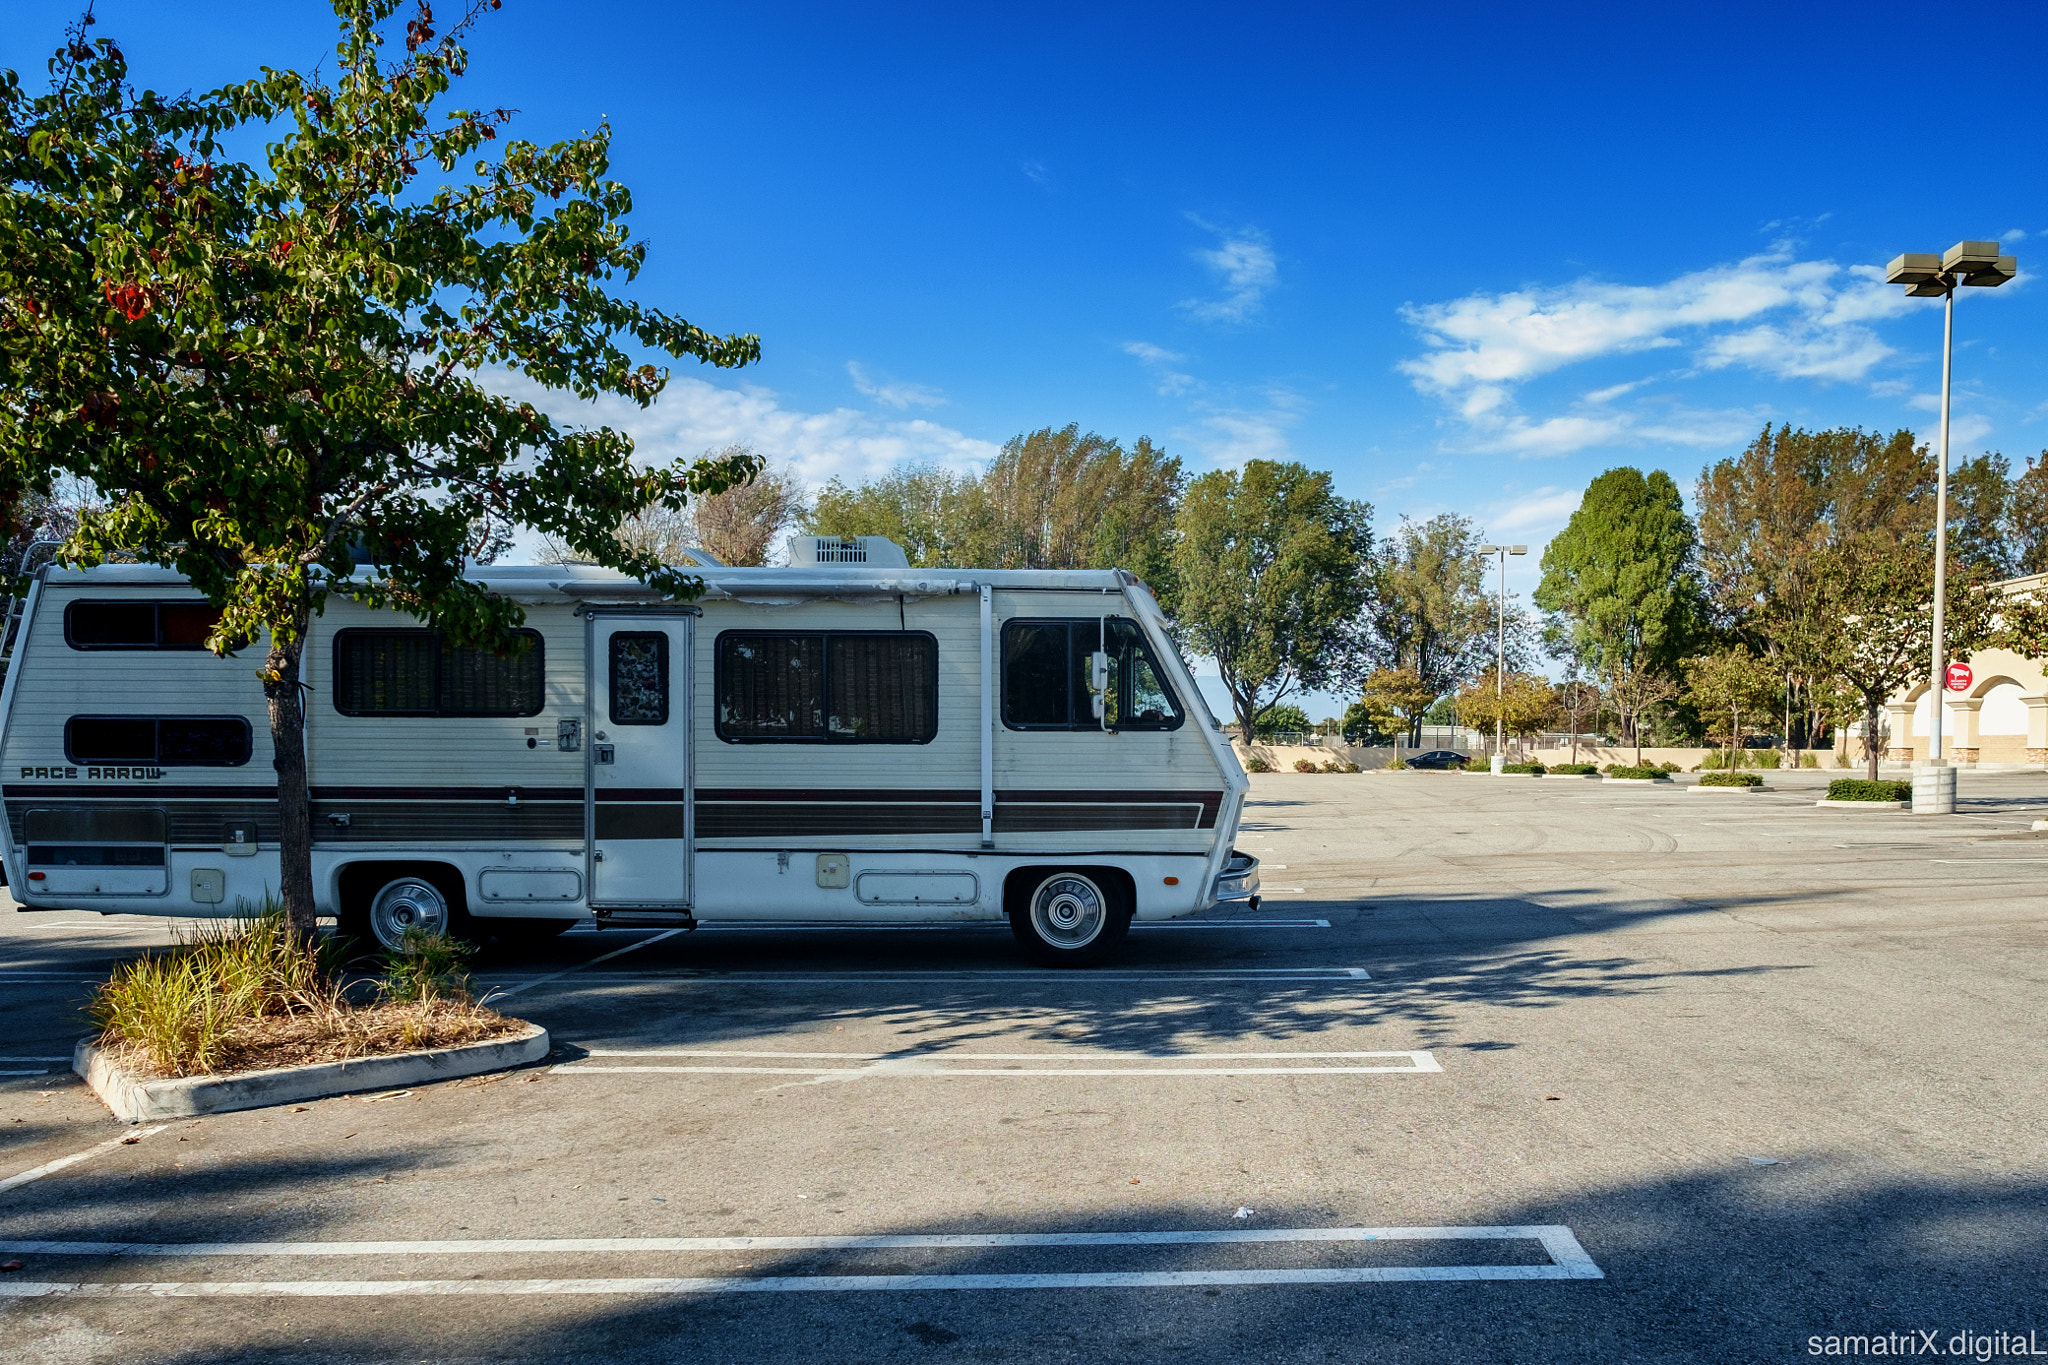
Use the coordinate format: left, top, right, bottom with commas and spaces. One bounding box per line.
786, 535, 910, 568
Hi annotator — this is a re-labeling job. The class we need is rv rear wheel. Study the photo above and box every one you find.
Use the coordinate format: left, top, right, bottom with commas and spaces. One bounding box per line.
360, 876, 457, 953
1010, 870, 1131, 965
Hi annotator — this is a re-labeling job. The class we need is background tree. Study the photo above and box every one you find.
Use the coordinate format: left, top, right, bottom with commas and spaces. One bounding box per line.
0, 2, 761, 936
1356, 665, 1438, 748
2002, 453, 2048, 576
1694, 425, 1933, 747
1251, 703, 1313, 739
1946, 453, 2017, 579
1454, 669, 1556, 755
1170, 459, 1374, 741
1682, 647, 1779, 771
1371, 513, 1502, 710
1555, 674, 1602, 764
1811, 536, 1996, 779
685, 450, 807, 566
1536, 467, 1701, 751
808, 463, 964, 567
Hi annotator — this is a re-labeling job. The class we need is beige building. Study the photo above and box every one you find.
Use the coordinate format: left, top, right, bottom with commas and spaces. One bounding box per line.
1877, 571, 2048, 768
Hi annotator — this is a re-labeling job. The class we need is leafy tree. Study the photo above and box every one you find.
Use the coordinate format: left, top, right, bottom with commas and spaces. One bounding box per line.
2009, 453, 2048, 576
1947, 452, 2016, 579
1371, 513, 1502, 701
1694, 425, 1933, 747
808, 463, 965, 567
1811, 536, 1996, 780
1682, 647, 1779, 772
1357, 665, 1438, 747
1536, 467, 1702, 750
0, 2, 761, 937
1555, 674, 1602, 763
1454, 669, 1556, 752
1171, 460, 1374, 740
1252, 703, 1312, 739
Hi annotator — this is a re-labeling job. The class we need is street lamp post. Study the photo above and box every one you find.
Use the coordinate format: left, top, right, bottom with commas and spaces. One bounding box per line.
1476, 543, 1526, 769
1883, 241, 2017, 815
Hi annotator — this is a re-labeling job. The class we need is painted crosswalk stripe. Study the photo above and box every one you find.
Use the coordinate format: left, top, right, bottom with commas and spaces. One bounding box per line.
553, 1048, 1440, 1077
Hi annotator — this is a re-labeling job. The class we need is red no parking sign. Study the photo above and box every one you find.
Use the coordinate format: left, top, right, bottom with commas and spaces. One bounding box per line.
1945, 662, 1973, 692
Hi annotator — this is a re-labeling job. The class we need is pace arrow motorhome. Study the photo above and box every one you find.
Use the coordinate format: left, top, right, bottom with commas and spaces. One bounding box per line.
0, 537, 1258, 963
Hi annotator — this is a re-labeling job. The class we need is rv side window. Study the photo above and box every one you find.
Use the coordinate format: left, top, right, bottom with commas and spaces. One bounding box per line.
1001, 617, 1184, 731
64, 716, 252, 766
332, 629, 544, 717
715, 631, 937, 744
609, 633, 669, 725
66, 600, 223, 649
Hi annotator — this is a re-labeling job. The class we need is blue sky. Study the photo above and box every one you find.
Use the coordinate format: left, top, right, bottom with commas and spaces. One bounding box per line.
10, 1, 2048, 719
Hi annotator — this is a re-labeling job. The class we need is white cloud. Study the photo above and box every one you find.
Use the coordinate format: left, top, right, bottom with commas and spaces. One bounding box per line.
845, 361, 945, 410
485, 368, 999, 494
1123, 340, 1196, 396
1400, 247, 1918, 458
2003, 228, 2028, 243
1021, 159, 1052, 188
1180, 220, 1277, 323
1486, 486, 1584, 538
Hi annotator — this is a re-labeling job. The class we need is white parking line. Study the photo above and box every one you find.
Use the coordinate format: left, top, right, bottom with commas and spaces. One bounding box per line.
554, 1048, 1441, 1077
484, 928, 688, 1000
0, 1126, 167, 1197
0, 1224, 1602, 1295
682, 919, 1333, 932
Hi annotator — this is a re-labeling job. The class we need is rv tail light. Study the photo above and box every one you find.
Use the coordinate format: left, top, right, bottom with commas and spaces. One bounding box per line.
27, 871, 45, 881
1163, 876, 1179, 885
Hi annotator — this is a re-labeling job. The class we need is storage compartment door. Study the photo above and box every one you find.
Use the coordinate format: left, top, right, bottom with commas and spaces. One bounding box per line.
588, 615, 693, 908
25, 807, 169, 896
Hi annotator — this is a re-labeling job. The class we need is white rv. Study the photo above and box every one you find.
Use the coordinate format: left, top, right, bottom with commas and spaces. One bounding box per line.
0, 537, 1259, 963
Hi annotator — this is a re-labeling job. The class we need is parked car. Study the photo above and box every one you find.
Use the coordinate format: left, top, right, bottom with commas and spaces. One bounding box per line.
1406, 749, 1471, 770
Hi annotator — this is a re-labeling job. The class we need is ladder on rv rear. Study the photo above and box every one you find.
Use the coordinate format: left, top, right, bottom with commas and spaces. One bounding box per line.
0, 540, 62, 686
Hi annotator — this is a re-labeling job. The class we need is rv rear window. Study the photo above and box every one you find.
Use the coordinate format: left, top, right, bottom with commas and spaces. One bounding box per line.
64, 716, 252, 766
65, 600, 223, 649
1001, 617, 1185, 732
331, 629, 544, 717
716, 631, 937, 744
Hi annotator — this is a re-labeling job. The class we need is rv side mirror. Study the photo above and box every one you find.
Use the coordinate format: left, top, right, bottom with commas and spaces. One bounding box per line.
1089, 650, 1112, 726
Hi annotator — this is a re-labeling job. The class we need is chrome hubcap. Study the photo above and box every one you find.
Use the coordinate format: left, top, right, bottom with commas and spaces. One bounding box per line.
368, 879, 449, 952
1030, 875, 1105, 949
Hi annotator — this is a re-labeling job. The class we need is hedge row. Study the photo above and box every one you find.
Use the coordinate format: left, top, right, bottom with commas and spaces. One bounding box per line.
1605, 765, 1669, 780
1699, 771, 1762, 787
1827, 779, 1912, 802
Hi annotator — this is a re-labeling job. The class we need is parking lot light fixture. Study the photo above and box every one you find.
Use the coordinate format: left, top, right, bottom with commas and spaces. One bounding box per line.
1476, 544, 1527, 763
1884, 241, 2016, 814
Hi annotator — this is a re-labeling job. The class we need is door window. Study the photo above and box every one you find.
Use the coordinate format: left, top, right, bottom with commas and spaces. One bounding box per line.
1000, 617, 1184, 731
608, 632, 670, 725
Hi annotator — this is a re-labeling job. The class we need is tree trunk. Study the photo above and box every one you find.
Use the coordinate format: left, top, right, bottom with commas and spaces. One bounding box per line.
262, 614, 317, 941
1864, 697, 1882, 781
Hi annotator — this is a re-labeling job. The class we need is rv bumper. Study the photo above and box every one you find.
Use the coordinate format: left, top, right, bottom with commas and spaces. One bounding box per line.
1214, 851, 1261, 902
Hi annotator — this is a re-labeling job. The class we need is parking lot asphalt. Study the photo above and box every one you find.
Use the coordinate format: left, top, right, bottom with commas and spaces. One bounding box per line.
4, 768, 2047, 1363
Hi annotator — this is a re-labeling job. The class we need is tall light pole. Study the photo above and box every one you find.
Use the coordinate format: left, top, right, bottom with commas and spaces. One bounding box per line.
1883, 241, 2017, 815
1476, 543, 1526, 766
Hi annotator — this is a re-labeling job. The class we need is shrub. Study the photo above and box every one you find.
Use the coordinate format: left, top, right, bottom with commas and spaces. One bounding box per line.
1834, 751, 1853, 768
1699, 771, 1762, 787
380, 928, 476, 1005
1701, 748, 1744, 770
1549, 763, 1598, 775
88, 904, 346, 1077
1827, 778, 1912, 802
1751, 749, 1782, 769
1606, 765, 1666, 780
1320, 760, 1360, 774
1245, 755, 1272, 773
1800, 751, 1820, 768
1501, 761, 1545, 774
1291, 758, 1317, 773
1384, 756, 1408, 770
1658, 761, 1682, 774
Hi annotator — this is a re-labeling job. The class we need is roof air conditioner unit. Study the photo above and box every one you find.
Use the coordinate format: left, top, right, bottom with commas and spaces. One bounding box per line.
786, 535, 910, 568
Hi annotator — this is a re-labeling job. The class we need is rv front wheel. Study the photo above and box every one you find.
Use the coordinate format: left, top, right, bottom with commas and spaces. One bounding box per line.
364, 877, 454, 953
1011, 871, 1131, 965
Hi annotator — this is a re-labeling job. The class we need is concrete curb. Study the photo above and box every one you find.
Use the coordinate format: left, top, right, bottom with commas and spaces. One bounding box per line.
1688, 783, 1769, 793
1540, 773, 1602, 779
1816, 799, 1907, 810
74, 1024, 551, 1123
1601, 777, 1669, 785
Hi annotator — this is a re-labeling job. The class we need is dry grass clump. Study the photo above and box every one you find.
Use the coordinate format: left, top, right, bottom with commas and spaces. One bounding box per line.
89, 906, 523, 1079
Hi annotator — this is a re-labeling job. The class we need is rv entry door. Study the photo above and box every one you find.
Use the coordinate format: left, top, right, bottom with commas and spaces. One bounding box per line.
585, 611, 695, 908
